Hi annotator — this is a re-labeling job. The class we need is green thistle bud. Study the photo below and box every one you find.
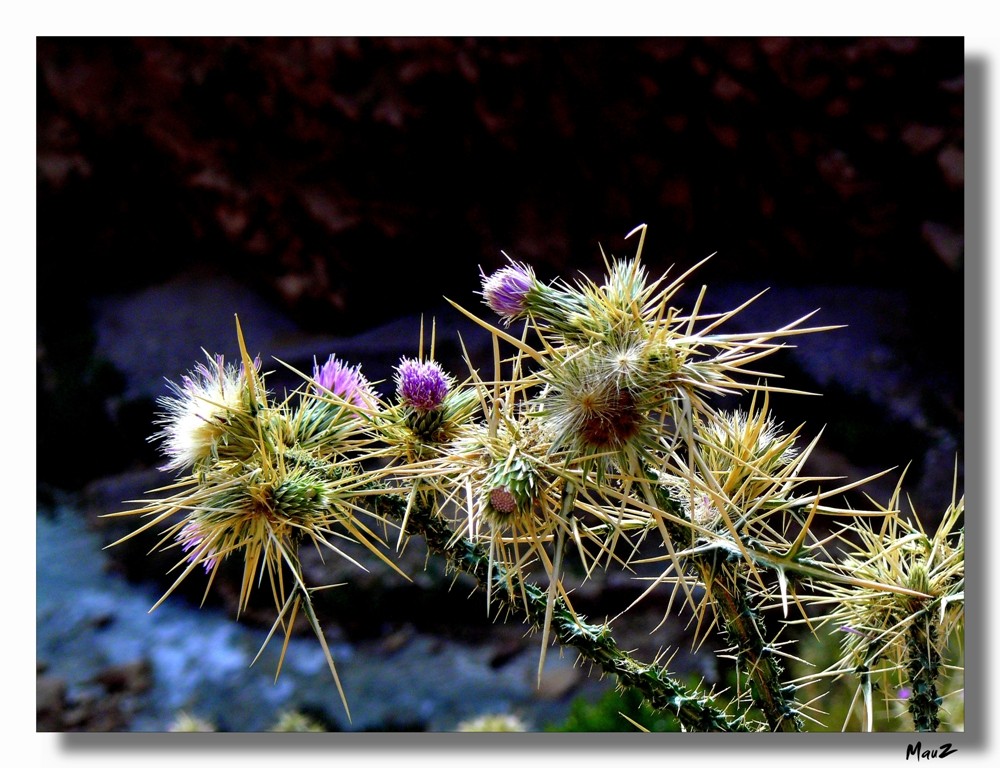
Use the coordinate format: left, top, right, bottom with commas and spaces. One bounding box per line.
483, 454, 539, 528
273, 473, 329, 521
405, 406, 448, 442
292, 396, 365, 456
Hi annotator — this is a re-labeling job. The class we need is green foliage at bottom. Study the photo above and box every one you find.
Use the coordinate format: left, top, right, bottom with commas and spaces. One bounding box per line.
546, 685, 680, 732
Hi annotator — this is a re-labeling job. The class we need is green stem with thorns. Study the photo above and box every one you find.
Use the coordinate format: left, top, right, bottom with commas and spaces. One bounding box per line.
641, 468, 802, 732
370, 486, 745, 732
905, 613, 942, 732
700, 560, 802, 732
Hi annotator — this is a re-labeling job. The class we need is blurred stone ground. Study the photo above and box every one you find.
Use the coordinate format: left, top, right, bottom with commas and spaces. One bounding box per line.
36, 37, 965, 732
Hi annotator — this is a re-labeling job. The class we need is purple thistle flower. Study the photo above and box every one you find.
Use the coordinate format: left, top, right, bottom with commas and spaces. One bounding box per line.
481, 262, 535, 321
395, 357, 451, 412
313, 354, 371, 407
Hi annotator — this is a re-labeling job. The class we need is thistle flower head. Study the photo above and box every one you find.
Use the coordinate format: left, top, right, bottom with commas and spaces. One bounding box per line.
692, 407, 799, 507
153, 352, 261, 474
439, 409, 554, 542
827, 500, 964, 667
313, 354, 372, 408
296, 354, 376, 454
535, 347, 655, 470
395, 357, 451, 412
568, 256, 657, 341
164, 460, 339, 592
481, 261, 535, 322
112, 321, 405, 721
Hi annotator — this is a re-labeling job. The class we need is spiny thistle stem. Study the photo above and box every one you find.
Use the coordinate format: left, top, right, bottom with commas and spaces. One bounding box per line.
702, 564, 802, 732
905, 613, 942, 732
368, 483, 744, 732
643, 466, 802, 731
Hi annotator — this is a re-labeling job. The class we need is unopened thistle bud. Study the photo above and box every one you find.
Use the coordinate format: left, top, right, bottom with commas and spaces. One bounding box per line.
273, 472, 330, 520
483, 455, 539, 529
480, 260, 589, 333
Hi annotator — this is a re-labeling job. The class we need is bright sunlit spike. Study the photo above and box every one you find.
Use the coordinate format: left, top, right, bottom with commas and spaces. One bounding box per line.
537, 520, 567, 687
862, 674, 873, 733
777, 566, 790, 618
277, 593, 302, 682
624, 222, 647, 253
298, 585, 351, 723
445, 297, 545, 363
234, 314, 259, 405
491, 328, 503, 436
418, 314, 424, 360
786, 492, 821, 562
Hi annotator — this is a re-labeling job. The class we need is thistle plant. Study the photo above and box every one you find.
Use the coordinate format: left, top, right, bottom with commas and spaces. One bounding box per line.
107, 225, 963, 732
796, 476, 965, 731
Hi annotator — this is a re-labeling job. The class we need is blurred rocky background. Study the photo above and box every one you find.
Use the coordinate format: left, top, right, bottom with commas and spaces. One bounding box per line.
36, 37, 964, 732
